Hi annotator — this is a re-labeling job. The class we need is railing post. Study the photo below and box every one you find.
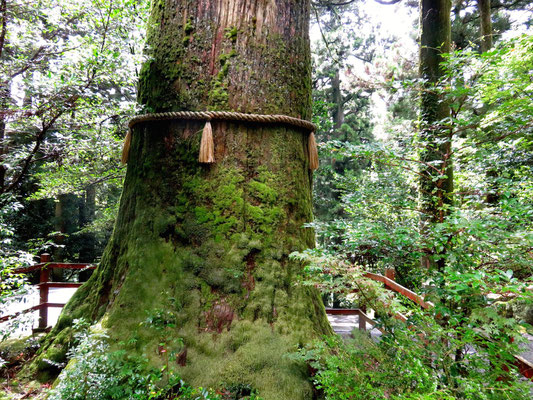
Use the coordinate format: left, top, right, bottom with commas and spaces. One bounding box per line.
385, 268, 396, 282
359, 305, 367, 331
38, 253, 51, 330
358, 310, 366, 331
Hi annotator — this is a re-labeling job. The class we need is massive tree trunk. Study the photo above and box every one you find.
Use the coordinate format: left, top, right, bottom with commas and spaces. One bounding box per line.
33, 1, 331, 398
419, 0, 452, 270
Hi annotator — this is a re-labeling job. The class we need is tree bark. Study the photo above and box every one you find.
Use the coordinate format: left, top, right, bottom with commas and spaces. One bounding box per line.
419, 0, 452, 270
331, 68, 344, 132
0, 83, 9, 190
478, 0, 492, 52
34, 1, 331, 398
477, 0, 499, 206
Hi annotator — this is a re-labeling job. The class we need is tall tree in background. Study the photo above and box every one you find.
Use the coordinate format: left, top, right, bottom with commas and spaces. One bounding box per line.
451, 0, 532, 50
34, 1, 331, 398
311, 2, 374, 240
418, 0, 452, 270
477, 0, 493, 51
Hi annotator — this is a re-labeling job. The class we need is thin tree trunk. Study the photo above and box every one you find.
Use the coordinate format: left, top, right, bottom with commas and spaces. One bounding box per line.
0, 83, 9, 190
330, 67, 344, 308
419, 0, 452, 271
478, 0, 492, 52
477, 0, 499, 206
331, 69, 344, 132
34, 1, 331, 398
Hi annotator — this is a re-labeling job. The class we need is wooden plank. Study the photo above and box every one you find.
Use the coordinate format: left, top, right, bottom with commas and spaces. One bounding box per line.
37, 282, 84, 288
46, 263, 96, 270
44, 302, 67, 308
325, 308, 359, 315
0, 304, 41, 323
514, 355, 533, 380
14, 263, 96, 274
13, 263, 45, 274
0, 302, 67, 323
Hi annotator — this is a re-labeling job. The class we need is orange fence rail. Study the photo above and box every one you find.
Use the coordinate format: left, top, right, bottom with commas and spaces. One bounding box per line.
1, 253, 95, 332
325, 268, 533, 381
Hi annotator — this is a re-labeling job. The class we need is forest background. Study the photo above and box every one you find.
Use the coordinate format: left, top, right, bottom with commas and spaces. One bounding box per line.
1, 0, 533, 399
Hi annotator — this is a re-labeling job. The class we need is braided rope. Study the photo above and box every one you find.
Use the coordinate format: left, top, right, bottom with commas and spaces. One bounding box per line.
123, 111, 319, 169
128, 111, 316, 132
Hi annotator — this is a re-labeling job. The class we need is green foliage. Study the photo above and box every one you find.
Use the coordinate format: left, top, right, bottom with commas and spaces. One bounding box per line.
294, 251, 532, 398
0, 194, 35, 341
292, 332, 453, 400
1, 0, 148, 193
48, 319, 258, 400
295, 34, 533, 399
295, 324, 532, 400
0, 0, 151, 262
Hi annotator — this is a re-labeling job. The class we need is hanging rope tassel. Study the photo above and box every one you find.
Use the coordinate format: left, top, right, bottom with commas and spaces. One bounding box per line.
126, 112, 319, 168
308, 131, 319, 171
198, 120, 215, 163
121, 129, 132, 164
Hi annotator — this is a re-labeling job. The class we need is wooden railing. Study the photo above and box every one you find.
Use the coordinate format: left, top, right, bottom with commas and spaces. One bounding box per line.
4, 259, 532, 380
325, 268, 533, 381
0, 253, 95, 332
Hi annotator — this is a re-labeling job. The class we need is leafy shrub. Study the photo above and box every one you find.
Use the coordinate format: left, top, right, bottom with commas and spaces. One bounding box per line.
295, 327, 531, 400
47, 319, 233, 400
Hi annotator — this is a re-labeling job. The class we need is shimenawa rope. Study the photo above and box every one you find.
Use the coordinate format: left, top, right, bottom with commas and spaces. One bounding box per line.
122, 111, 319, 170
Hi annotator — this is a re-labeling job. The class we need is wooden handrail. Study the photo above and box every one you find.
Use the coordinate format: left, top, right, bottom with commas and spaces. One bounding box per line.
14, 263, 95, 274
363, 272, 433, 309
1, 254, 95, 331
0, 302, 67, 323
36, 282, 84, 289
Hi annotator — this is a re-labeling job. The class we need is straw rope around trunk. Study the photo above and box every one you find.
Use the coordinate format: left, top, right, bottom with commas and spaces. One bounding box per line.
122, 111, 319, 170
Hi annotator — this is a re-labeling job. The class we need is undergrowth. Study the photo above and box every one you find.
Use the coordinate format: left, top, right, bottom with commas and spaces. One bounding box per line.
46, 319, 263, 400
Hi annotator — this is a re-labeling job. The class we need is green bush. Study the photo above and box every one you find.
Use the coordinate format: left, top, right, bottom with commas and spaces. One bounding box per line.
47, 319, 255, 400
294, 327, 531, 400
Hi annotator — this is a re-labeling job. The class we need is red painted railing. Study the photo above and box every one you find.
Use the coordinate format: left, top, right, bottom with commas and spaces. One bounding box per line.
0, 253, 95, 331
4, 258, 532, 380
325, 268, 533, 381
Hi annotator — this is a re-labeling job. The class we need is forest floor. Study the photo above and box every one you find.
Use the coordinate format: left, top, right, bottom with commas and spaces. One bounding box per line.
2, 289, 533, 392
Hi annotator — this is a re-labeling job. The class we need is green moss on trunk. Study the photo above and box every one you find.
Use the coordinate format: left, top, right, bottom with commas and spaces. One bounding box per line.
31, 1, 331, 398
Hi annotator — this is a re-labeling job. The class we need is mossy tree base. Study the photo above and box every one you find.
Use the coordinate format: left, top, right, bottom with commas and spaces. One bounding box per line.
32, 120, 331, 398
30, 1, 331, 398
